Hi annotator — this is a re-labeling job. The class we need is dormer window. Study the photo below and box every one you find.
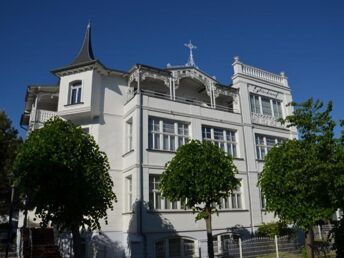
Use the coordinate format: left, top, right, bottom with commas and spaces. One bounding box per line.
69, 81, 82, 105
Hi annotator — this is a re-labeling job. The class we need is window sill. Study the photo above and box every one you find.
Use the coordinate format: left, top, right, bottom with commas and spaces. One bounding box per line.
233, 157, 244, 161
122, 211, 134, 215
122, 149, 134, 157
256, 159, 265, 162
148, 209, 249, 213
64, 102, 84, 107
146, 148, 176, 154
148, 209, 193, 214
217, 209, 249, 212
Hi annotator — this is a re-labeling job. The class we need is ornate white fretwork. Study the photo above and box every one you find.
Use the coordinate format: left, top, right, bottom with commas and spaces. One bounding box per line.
251, 112, 284, 128
141, 71, 170, 87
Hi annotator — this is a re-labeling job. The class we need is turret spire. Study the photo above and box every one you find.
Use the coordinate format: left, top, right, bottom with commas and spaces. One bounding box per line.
70, 21, 95, 65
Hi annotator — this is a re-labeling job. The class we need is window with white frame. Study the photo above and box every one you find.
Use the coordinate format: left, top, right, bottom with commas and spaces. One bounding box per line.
148, 118, 189, 152
250, 94, 283, 118
125, 176, 132, 211
69, 81, 82, 105
220, 182, 243, 210
149, 175, 181, 210
202, 126, 238, 158
155, 238, 196, 258
255, 134, 283, 160
126, 118, 133, 152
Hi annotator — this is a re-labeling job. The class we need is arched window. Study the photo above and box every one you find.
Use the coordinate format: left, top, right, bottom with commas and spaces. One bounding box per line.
155, 237, 197, 258
69, 81, 82, 105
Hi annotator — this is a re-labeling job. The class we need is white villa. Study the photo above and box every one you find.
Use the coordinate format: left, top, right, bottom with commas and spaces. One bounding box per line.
20, 23, 297, 258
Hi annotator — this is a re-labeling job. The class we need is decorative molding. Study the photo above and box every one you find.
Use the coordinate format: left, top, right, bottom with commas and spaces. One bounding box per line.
141, 71, 170, 87
251, 112, 284, 128
249, 85, 280, 99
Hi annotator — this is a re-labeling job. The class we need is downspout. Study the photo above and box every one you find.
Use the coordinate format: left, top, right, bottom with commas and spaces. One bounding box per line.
238, 90, 255, 234
137, 65, 147, 258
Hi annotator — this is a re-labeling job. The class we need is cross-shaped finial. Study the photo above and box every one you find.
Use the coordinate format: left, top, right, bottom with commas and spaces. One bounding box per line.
184, 40, 197, 67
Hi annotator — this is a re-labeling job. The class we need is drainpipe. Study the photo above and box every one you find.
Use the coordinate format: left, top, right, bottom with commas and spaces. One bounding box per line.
137, 65, 147, 258
238, 90, 255, 234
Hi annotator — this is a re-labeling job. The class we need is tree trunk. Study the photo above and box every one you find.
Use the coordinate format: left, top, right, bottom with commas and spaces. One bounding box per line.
204, 207, 214, 258
305, 226, 315, 258
71, 225, 82, 258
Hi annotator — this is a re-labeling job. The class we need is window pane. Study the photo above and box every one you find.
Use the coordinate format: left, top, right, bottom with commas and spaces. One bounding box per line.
77, 88, 82, 103
183, 239, 195, 256
155, 241, 165, 258
169, 239, 181, 257
250, 95, 260, 113
202, 127, 211, 139
154, 134, 160, 149
273, 100, 282, 118
214, 128, 224, 141
71, 88, 77, 104
261, 97, 272, 116
163, 121, 174, 133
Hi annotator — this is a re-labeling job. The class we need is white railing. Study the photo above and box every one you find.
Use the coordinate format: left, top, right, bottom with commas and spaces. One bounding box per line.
241, 63, 285, 85
128, 89, 240, 114
36, 109, 57, 123
251, 112, 284, 128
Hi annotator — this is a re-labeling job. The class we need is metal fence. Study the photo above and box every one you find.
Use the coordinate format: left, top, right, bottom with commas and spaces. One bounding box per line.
215, 235, 302, 258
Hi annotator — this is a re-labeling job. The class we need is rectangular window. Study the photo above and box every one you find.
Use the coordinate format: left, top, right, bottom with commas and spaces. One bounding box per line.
149, 175, 182, 210
220, 182, 243, 209
126, 119, 133, 152
126, 176, 132, 211
69, 81, 82, 104
202, 126, 238, 158
256, 134, 283, 160
149, 118, 189, 152
250, 94, 282, 118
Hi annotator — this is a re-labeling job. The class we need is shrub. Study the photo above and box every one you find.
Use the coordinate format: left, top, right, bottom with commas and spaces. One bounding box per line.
256, 221, 294, 238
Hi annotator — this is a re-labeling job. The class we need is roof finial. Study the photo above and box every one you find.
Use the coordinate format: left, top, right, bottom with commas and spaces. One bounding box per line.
184, 40, 197, 67
70, 21, 95, 65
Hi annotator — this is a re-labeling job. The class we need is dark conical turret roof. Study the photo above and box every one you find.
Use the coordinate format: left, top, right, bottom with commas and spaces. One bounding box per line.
70, 21, 95, 65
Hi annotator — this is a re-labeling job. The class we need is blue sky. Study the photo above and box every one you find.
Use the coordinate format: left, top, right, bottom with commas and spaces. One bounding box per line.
1, 0, 343, 136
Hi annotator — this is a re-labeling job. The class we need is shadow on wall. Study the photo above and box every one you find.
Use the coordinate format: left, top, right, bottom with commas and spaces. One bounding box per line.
90, 232, 126, 258
228, 224, 252, 240
127, 200, 176, 258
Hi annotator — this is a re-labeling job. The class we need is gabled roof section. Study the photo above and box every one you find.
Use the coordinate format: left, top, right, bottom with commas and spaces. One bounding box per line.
70, 21, 95, 66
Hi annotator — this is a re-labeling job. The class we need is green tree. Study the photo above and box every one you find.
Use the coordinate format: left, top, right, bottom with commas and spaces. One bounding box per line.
160, 140, 239, 258
0, 110, 21, 218
13, 117, 116, 258
258, 99, 338, 258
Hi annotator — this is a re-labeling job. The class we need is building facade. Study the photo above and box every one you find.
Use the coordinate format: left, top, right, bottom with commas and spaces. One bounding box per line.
20, 24, 297, 258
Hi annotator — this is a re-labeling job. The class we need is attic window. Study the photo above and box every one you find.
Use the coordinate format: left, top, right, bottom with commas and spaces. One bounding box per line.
69, 81, 82, 105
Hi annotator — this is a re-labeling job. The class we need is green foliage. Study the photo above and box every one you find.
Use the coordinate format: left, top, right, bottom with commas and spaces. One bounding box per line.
13, 117, 117, 231
160, 140, 240, 216
0, 110, 21, 217
256, 221, 294, 238
259, 99, 338, 230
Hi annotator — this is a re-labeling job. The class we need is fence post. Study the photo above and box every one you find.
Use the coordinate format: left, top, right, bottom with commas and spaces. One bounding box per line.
275, 235, 279, 258
239, 237, 243, 258
318, 225, 322, 240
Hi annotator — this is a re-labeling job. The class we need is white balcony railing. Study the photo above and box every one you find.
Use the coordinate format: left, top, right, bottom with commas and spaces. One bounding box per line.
36, 109, 57, 123
251, 112, 284, 128
127, 89, 240, 114
241, 64, 285, 85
